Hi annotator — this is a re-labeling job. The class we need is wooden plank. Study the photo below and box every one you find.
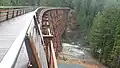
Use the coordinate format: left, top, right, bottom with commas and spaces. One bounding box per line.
33, 15, 40, 35
50, 40, 58, 68
25, 36, 38, 68
43, 35, 53, 38
0, 12, 34, 68
28, 36, 42, 68
48, 28, 51, 35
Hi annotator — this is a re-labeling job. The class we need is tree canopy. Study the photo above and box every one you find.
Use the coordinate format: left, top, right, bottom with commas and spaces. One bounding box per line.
89, 3, 120, 67
0, 0, 40, 6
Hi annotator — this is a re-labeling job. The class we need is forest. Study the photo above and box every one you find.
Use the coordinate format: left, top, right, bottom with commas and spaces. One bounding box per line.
0, 0, 40, 6
1, 0, 120, 67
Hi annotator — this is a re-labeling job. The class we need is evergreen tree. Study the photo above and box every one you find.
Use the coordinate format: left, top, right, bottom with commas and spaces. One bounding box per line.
89, 4, 120, 67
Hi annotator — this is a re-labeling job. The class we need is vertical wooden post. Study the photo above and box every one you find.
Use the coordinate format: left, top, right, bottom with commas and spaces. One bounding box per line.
0, 11, 1, 22
49, 43, 53, 68
12, 10, 14, 18
25, 35, 38, 68
25, 35, 42, 68
16, 10, 18, 16
6, 11, 9, 20
33, 15, 40, 35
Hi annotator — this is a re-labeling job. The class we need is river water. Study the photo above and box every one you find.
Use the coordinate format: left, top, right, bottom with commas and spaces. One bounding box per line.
57, 43, 107, 68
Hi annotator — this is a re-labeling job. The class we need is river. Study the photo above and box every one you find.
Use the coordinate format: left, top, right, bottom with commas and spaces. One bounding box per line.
57, 43, 107, 68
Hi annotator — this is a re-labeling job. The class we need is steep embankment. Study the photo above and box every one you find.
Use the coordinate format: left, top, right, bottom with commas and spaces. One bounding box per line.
63, 10, 82, 44
57, 10, 106, 68
57, 43, 106, 68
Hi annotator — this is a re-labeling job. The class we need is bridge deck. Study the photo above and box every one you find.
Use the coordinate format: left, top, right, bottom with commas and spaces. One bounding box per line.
0, 12, 34, 62
0, 7, 70, 68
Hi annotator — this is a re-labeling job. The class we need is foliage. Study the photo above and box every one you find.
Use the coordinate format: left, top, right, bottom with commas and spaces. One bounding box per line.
40, 0, 74, 8
73, 0, 105, 36
89, 4, 120, 67
0, 0, 11, 6
0, 0, 40, 6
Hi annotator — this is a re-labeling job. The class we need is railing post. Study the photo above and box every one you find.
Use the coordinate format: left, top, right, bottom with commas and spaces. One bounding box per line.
12, 10, 14, 18
16, 10, 18, 16
49, 44, 53, 68
24, 35, 42, 68
20, 9, 22, 15
24, 35, 38, 68
33, 15, 40, 35
0, 11, 1, 22
6, 10, 9, 20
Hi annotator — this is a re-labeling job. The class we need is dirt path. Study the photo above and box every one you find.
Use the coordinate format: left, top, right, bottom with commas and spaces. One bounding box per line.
57, 43, 106, 68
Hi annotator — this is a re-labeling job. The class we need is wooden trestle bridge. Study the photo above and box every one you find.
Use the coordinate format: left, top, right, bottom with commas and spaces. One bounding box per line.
0, 7, 70, 68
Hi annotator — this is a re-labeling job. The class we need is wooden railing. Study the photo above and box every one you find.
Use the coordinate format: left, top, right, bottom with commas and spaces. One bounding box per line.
37, 8, 70, 68
0, 7, 70, 68
0, 7, 44, 68
0, 6, 37, 22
